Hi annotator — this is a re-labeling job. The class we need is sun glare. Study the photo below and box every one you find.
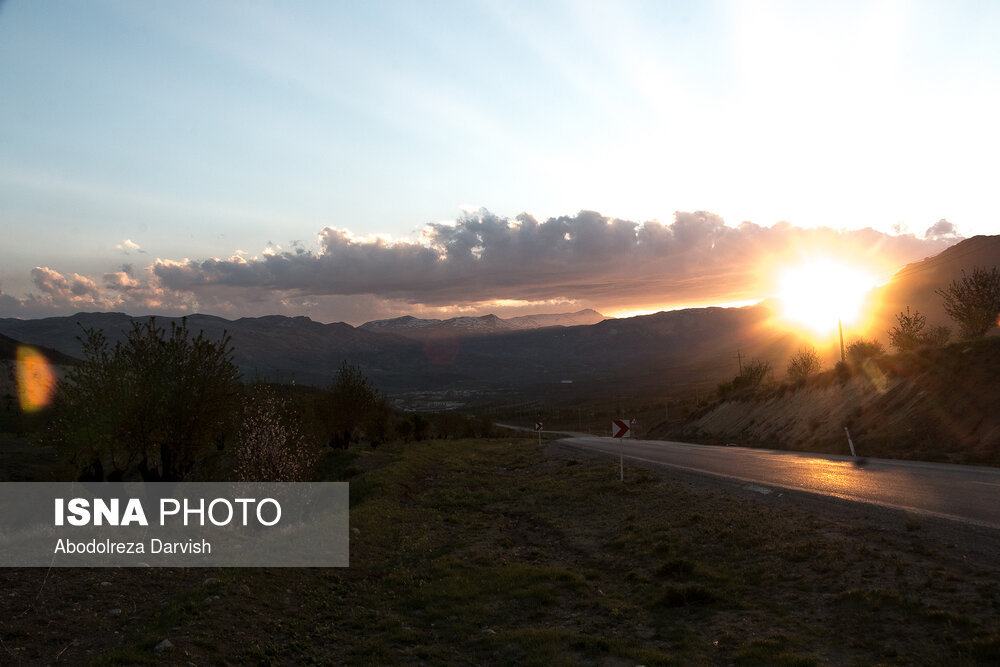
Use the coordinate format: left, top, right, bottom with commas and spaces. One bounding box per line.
777, 259, 876, 335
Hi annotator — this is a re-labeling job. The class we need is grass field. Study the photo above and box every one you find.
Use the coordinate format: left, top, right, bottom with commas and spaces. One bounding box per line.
3, 436, 1000, 665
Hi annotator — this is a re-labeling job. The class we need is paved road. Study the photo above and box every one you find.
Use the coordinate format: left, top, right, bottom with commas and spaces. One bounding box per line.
554, 435, 1000, 529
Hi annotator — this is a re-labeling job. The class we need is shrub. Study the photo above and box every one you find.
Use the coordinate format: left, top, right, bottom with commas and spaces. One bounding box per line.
719, 359, 772, 398
846, 337, 885, 365
736, 359, 771, 389
786, 347, 821, 381
923, 324, 952, 348
888, 307, 951, 351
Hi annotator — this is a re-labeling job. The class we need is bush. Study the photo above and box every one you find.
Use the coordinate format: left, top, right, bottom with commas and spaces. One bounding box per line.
719, 359, 772, 398
846, 337, 885, 365
736, 359, 771, 389
786, 347, 821, 381
48, 318, 241, 481
888, 307, 951, 351
936, 266, 1000, 339
923, 324, 952, 348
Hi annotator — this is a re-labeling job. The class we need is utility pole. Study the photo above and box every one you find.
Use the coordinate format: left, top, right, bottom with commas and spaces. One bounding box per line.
735, 350, 744, 375
838, 318, 846, 363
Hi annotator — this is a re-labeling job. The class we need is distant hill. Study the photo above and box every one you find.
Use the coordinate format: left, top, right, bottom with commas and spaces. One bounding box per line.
0, 306, 782, 401
359, 309, 605, 339
0, 312, 429, 392
0, 332, 78, 366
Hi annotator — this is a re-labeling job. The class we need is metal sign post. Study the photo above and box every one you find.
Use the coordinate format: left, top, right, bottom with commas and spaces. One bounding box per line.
612, 419, 630, 481
534, 422, 543, 445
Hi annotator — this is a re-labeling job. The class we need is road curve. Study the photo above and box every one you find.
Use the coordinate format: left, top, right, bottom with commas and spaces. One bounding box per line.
555, 435, 1000, 529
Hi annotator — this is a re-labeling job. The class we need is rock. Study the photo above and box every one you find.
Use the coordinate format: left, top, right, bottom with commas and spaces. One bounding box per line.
202, 577, 218, 587
109, 608, 122, 616
350, 527, 361, 535
154, 639, 173, 653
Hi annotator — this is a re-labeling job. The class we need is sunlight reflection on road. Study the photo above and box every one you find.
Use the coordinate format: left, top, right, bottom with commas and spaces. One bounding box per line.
562, 436, 1000, 528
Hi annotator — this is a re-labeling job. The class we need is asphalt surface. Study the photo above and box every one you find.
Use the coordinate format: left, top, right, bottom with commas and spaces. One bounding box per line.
551, 433, 1000, 529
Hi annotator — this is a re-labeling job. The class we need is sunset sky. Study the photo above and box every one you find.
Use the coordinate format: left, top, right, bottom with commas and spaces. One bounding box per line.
1, 1, 996, 324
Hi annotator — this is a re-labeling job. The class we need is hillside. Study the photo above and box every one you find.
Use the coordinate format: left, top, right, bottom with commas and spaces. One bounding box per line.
0, 332, 78, 366
0, 306, 807, 403
652, 336, 1000, 466
865, 235, 1000, 342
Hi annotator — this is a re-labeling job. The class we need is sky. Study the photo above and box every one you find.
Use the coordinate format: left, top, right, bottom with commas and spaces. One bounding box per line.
0, 0, 997, 324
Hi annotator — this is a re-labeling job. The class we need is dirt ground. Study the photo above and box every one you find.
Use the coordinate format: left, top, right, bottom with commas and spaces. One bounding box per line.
3, 438, 1000, 665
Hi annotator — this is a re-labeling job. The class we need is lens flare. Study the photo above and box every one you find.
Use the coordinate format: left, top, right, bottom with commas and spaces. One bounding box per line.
777, 259, 876, 335
16, 346, 56, 412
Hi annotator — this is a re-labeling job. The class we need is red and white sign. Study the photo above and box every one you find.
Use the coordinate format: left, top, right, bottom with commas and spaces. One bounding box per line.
534, 422, 543, 432
612, 419, 630, 438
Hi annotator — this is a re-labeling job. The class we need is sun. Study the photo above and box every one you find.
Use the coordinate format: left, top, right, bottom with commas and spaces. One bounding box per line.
777, 259, 877, 335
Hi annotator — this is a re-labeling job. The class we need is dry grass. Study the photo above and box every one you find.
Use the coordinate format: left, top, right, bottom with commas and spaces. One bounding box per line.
2, 437, 1000, 665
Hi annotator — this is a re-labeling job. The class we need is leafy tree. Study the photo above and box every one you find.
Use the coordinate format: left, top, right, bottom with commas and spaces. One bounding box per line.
393, 417, 414, 443
409, 413, 431, 441
471, 414, 496, 438
786, 347, 821, 381
936, 267, 1000, 339
323, 361, 389, 448
434, 412, 473, 439
49, 318, 241, 481
846, 337, 885, 365
361, 392, 393, 448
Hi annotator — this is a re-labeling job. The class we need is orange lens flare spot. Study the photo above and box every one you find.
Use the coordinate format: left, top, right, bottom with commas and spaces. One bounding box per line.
16, 346, 56, 412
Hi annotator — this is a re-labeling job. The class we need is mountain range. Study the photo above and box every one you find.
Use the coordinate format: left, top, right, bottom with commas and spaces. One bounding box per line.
1, 236, 997, 408
358, 309, 604, 338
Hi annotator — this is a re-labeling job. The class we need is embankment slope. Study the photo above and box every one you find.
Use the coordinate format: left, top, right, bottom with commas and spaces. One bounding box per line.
652, 336, 1000, 466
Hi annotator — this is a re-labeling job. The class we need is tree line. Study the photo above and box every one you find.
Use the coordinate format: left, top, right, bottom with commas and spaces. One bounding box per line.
43, 318, 496, 483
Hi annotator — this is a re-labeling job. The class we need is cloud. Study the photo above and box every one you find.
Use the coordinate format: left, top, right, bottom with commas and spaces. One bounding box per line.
32, 267, 104, 304
0, 265, 198, 318
152, 210, 959, 311
0, 210, 965, 324
924, 219, 961, 241
115, 239, 145, 254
